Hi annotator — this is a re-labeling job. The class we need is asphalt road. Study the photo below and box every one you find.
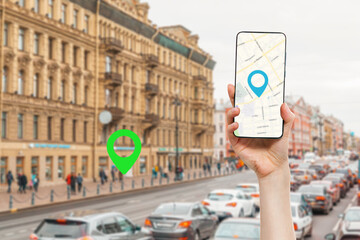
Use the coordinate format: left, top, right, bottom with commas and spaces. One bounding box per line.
0, 170, 357, 240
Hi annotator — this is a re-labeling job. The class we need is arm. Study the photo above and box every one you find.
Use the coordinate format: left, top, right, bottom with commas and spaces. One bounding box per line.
226, 84, 295, 240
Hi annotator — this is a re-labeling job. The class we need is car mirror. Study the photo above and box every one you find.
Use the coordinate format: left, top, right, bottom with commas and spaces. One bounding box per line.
134, 225, 141, 231
338, 213, 344, 219
324, 233, 336, 240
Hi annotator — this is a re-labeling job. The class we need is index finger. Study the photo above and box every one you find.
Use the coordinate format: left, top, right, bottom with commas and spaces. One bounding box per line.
227, 84, 235, 107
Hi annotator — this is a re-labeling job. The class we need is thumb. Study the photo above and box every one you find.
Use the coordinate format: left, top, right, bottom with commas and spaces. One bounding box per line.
281, 103, 295, 138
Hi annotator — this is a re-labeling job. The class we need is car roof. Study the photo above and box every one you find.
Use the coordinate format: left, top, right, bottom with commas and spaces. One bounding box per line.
222, 217, 260, 224
46, 210, 124, 222
210, 189, 243, 194
347, 206, 360, 211
310, 180, 332, 184
290, 192, 302, 196
236, 183, 259, 187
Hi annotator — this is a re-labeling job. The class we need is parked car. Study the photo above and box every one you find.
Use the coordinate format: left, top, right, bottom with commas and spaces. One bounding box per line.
202, 189, 256, 219
29, 210, 152, 240
337, 207, 360, 238
310, 180, 340, 205
323, 175, 347, 198
290, 175, 301, 192
292, 202, 313, 240
145, 202, 217, 240
327, 173, 350, 191
290, 192, 312, 214
236, 183, 260, 210
297, 185, 333, 214
214, 218, 260, 240
309, 164, 328, 179
291, 169, 313, 184
336, 168, 355, 188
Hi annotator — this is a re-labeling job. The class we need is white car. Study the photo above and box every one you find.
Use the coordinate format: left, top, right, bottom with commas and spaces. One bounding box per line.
236, 183, 260, 210
291, 202, 313, 240
202, 189, 256, 218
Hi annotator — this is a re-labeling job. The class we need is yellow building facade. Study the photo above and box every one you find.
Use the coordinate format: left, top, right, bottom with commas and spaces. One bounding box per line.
0, 0, 216, 185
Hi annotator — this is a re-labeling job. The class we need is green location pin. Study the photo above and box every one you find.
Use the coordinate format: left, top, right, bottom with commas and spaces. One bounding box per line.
107, 129, 142, 174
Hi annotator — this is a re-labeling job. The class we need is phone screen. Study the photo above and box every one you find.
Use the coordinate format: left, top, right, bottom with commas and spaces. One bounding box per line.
234, 32, 286, 138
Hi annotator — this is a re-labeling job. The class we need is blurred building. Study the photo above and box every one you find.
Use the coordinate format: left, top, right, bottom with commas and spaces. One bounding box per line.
286, 96, 312, 157
0, 0, 216, 185
213, 99, 231, 163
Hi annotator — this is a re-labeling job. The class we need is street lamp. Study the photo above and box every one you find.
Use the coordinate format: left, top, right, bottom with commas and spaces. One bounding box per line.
173, 93, 181, 181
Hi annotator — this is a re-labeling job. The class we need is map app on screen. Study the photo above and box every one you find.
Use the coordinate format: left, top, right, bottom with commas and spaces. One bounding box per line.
234, 32, 286, 138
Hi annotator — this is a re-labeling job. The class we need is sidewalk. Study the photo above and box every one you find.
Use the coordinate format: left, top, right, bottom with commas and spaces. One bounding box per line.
0, 168, 235, 213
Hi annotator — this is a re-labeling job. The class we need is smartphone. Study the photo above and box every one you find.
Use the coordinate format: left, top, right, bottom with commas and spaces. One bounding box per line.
234, 31, 286, 138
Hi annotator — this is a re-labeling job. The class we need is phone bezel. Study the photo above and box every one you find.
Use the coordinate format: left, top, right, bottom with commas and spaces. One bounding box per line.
233, 31, 287, 139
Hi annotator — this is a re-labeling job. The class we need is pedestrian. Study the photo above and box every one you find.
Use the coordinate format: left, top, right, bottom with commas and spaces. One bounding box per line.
159, 166, 163, 178
118, 170, 123, 182
70, 173, 76, 194
225, 160, 229, 173
33, 174, 39, 192
152, 166, 157, 179
202, 162, 207, 174
163, 166, 169, 179
111, 165, 116, 182
217, 162, 221, 174
207, 162, 211, 174
17, 173, 22, 193
20, 173, 28, 193
99, 168, 106, 185
77, 173, 83, 192
6, 171, 14, 193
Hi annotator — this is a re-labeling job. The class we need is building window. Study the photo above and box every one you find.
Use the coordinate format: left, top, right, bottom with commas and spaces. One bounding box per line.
219, 124, 223, 133
16, 157, 24, 175
18, 28, 25, 51
19, 0, 25, 7
33, 115, 38, 139
33, 74, 39, 97
194, 87, 198, 99
45, 157, 52, 180
99, 157, 108, 170
220, 138, 223, 145
84, 15, 89, 33
60, 80, 65, 101
48, 0, 54, 18
34, 0, 39, 13
47, 117, 52, 140
18, 71, 24, 95
84, 121, 87, 143
31, 157, 39, 175
73, 9, 78, 28
1, 112, 7, 138
3, 23, 8, 46
47, 77, 52, 99
72, 83, 77, 104
82, 156, 88, 177
84, 51, 89, 70
48, 38, 53, 59
105, 89, 111, 106
106, 56, 112, 72
73, 46, 78, 66
58, 156, 65, 178
61, 4, 66, 23
18, 113, 23, 139
72, 119, 76, 142
2, 67, 7, 93
60, 118, 65, 141
84, 86, 88, 105
61, 42, 66, 63
71, 156, 77, 173
0, 157, 7, 184
34, 33, 40, 55
140, 157, 146, 174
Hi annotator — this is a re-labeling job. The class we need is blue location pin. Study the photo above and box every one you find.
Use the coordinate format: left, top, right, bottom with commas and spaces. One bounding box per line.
247, 70, 268, 98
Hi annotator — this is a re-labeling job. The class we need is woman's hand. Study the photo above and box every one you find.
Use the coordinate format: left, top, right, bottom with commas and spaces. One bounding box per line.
226, 84, 295, 179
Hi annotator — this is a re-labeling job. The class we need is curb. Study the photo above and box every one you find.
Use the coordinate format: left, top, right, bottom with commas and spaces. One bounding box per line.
0, 171, 238, 216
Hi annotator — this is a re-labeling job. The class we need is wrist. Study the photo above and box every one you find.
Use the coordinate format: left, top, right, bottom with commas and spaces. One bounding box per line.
258, 162, 290, 185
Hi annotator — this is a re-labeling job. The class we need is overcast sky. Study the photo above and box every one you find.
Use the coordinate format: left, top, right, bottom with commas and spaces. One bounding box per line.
147, 0, 360, 135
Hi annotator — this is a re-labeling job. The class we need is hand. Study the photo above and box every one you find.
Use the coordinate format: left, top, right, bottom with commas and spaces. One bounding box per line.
226, 84, 295, 179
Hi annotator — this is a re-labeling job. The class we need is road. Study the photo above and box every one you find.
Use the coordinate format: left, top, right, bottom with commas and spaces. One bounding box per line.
0, 170, 357, 240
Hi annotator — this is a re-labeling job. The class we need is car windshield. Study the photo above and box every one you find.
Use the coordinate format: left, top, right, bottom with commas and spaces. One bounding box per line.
153, 204, 191, 215
215, 222, 260, 239
207, 193, 233, 201
291, 170, 305, 176
236, 186, 257, 193
290, 194, 301, 203
298, 185, 324, 195
35, 219, 87, 238
309, 165, 322, 170
345, 210, 360, 221
298, 163, 310, 168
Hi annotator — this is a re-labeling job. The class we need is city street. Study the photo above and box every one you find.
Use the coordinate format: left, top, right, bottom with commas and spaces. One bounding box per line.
0, 170, 357, 240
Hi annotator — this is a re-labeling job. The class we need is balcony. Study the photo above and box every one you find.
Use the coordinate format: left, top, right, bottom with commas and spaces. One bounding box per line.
192, 98, 206, 107
145, 83, 159, 96
101, 37, 124, 54
142, 54, 159, 68
191, 122, 207, 135
193, 75, 207, 82
109, 107, 125, 121
143, 113, 160, 129
104, 72, 123, 87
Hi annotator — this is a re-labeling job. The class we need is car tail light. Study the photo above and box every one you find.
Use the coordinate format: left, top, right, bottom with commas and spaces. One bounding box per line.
339, 183, 344, 188
201, 201, 210, 206
294, 223, 298, 231
251, 193, 260, 198
320, 170, 325, 174
343, 179, 346, 183
316, 196, 326, 201
29, 234, 38, 240
226, 202, 237, 207
357, 192, 360, 198
76, 237, 94, 240
144, 218, 152, 227
216, 192, 224, 195
178, 238, 188, 240
178, 220, 192, 228
56, 219, 67, 224
313, 175, 317, 179
358, 179, 360, 184
304, 175, 308, 180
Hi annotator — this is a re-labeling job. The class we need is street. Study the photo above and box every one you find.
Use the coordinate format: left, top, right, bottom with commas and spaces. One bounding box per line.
0, 170, 357, 240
